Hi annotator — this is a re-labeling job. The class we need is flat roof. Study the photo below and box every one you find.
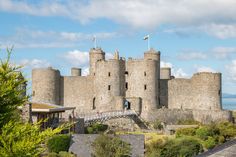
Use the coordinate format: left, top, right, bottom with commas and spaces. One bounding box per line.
31, 102, 75, 113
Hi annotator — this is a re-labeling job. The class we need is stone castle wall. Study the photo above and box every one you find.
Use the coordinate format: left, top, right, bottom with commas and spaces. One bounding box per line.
168, 72, 222, 110
31, 48, 230, 124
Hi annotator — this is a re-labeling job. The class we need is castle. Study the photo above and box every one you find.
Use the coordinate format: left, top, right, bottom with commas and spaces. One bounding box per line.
32, 48, 232, 123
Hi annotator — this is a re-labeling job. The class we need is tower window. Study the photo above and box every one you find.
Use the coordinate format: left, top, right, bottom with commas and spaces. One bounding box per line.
33, 91, 35, 96
144, 85, 147, 90
94, 73, 96, 76
126, 82, 128, 90
93, 98, 96, 110
108, 85, 111, 90
125, 71, 128, 75
108, 72, 111, 77
218, 90, 221, 96
144, 72, 146, 76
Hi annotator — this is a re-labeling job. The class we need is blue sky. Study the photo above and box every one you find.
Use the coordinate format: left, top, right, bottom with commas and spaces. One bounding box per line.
0, 0, 236, 94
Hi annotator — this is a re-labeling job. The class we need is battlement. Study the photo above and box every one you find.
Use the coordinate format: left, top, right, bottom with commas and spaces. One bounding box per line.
31, 47, 224, 123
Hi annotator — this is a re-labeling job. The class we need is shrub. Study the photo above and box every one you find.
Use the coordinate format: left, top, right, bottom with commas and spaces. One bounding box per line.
203, 137, 217, 149
0, 121, 65, 157
85, 123, 108, 134
146, 138, 167, 157
160, 137, 203, 157
195, 125, 219, 140
153, 120, 163, 130
217, 122, 236, 139
92, 134, 131, 157
47, 134, 71, 153
175, 127, 197, 138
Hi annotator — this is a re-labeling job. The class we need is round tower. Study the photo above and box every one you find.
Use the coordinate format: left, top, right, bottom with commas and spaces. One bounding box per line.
89, 48, 105, 76
32, 67, 61, 105
94, 59, 126, 111
143, 59, 160, 111
71, 67, 81, 76
191, 72, 222, 110
160, 67, 171, 79
144, 48, 160, 61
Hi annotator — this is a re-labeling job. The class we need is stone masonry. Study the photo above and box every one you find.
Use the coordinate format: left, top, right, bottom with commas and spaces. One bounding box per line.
31, 47, 232, 123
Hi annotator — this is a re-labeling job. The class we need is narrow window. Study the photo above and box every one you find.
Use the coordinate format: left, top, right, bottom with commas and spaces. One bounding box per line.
144, 84, 147, 90
108, 72, 111, 77
126, 82, 128, 90
144, 72, 146, 76
125, 71, 128, 75
33, 91, 35, 96
93, 98, 96, 110
218, 90, 221, 96
108, 85, 111, 90
94, 73, 96, 76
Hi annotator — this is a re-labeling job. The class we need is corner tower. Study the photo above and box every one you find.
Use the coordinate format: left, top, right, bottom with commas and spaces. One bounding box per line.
89, 48, 105, 76
32, 67, 61, 105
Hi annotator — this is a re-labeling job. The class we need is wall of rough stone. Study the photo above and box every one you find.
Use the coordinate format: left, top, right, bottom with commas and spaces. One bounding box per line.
94, 59, 126, 112
61, 75, 95, 115
69, 134, 145, 157
160, 79, 169, 107
89, 48, 105, 76
192, 109, 232, 124
32, 67, 61, 105
142, 108, 232, 124
168, 72, 222, 110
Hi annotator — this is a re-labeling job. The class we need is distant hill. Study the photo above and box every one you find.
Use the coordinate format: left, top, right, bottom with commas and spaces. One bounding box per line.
222, 93, 236, 98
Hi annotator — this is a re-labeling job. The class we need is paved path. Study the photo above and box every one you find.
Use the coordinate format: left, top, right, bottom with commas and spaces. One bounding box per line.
197, 139, 236, 157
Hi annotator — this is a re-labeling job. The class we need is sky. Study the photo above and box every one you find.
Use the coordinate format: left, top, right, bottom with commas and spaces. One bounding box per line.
0, 0, 236, 94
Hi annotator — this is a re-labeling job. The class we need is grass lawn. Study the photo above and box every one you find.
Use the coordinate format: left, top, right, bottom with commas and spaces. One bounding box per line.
116, 131, 174, 144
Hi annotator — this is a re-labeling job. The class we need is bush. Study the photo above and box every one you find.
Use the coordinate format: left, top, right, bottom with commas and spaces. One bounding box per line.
203, 137, 217, 149
195, 125, 219, 140
175, 127, 197, 138
47, 134, 71, 153
217, 122, 236, 139
146, 138, 167, 157
153, 120, 163, 130
85, 123, 108, 134
146, 137, 203, 157
160, 137, 203, 157
92, 134, 131, 157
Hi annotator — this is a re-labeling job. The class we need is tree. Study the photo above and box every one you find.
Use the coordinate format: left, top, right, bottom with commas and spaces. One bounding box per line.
92, 134, 131, 157
0, 48, 28, 128
0, 121, 65, 157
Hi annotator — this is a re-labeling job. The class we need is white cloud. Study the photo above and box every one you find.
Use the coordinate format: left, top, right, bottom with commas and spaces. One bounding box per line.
225, 60, 236, 82
161, 61, 188, 78
195, 65, 216, 73
19, 59, 50, 69
0, 28, 117, 49
211, 47, 236, 59
201, 24, 236, 39
160, 61, 172, 68
177, 52, 207, 60
174, 68, 188, 78
64, 50, 89, 67
1, 0, 236, 31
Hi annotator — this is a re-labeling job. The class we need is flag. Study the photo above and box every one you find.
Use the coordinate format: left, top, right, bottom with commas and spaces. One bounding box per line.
143, 35, 149, 40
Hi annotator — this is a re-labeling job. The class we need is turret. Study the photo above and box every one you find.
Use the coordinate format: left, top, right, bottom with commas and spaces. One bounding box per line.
32, 67, 61, 105
89, 48, 105, 76
160, 67, 171, 79
71, 67, 81, 76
